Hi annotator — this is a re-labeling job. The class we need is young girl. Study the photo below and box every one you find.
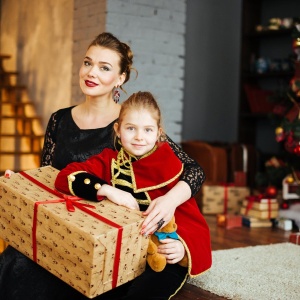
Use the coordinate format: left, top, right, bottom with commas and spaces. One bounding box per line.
55, 91, 212, 300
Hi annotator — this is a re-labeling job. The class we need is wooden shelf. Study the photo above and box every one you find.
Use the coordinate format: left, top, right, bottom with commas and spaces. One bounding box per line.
243, 71, 294, 79
240, 112, 272, 119
245, 28, 293, 38
238, 0, 299, 156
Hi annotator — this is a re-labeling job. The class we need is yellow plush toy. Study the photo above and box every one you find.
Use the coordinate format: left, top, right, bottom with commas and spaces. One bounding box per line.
147, 216, 188, 272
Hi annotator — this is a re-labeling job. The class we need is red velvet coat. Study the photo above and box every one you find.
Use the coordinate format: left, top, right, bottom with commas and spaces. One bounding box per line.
55, 142, 212, 277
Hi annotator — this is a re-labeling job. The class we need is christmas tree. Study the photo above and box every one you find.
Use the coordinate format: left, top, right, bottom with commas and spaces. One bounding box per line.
273, 25, 300, 163
254, 22, 300, 194
268, 23, 300, 195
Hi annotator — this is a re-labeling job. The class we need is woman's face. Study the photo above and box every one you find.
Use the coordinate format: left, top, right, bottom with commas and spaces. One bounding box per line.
79, 46, 125, 98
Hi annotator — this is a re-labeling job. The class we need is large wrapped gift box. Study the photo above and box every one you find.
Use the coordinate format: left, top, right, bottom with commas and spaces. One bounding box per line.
240, 197, 278, 220
0, 166, 148, 298
201, 184, 250, 214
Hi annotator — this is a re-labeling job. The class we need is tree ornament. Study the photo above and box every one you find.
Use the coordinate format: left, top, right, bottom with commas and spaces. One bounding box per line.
293, 37, 300, 61
293, 144, 300, 155
290, 76, 300, 97
265, 185, 278, 198
284, 131, 295, 153
280, 202, 289, 209
275, 126, 285, 142
286, 176, 294, 184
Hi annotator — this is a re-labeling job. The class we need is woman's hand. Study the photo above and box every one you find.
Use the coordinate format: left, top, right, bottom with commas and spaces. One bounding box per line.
157, 238, 185, 264
4, 170, 15, 178
141, 181, 191, 236
141, 195, 177, 236
98, 185, 140, 210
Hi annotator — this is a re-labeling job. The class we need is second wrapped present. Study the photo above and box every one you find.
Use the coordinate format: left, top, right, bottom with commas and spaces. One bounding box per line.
201, 184, 250, 214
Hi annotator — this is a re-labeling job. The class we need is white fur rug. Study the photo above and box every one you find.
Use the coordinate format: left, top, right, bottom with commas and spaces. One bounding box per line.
187, 243, 300, 300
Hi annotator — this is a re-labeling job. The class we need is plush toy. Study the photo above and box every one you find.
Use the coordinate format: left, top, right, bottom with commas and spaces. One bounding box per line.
147, 216, 188, 272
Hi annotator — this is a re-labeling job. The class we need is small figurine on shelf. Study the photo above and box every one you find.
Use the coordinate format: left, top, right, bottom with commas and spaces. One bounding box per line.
282, 172, 300, 201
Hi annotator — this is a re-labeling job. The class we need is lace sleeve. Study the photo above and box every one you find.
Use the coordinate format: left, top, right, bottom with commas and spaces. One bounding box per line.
40, 111, 60, 167
165, 135, 205, 196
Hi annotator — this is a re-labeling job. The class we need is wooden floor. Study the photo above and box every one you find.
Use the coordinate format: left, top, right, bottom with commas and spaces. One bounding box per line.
172, 215, 295, 300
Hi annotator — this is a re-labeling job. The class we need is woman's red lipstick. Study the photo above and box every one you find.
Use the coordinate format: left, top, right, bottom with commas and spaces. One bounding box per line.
85, 80, 98, 87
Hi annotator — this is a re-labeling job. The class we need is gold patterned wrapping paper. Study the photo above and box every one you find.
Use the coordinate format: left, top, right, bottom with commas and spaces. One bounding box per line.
0, 166, 148, 298
201, 184, 250, 214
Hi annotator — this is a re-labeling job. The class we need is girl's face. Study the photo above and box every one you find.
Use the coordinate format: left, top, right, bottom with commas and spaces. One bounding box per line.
114, 109, 162, 157
79, 46, 125, 98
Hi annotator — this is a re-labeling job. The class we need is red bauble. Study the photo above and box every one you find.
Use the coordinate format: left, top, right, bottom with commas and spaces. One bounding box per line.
265, 185, 278, 198
281, 202, 289, 209
284, 131, 299, 153
293, 144, 300, 156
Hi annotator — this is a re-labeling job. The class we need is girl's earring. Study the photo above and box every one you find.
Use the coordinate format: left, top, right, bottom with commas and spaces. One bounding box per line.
113, 86, 120, 103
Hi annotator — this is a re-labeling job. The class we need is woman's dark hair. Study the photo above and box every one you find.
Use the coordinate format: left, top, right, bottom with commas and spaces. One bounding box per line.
88, 32, 136, 90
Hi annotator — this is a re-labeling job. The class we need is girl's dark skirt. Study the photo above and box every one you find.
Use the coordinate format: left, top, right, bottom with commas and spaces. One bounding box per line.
0, 246, 188, 300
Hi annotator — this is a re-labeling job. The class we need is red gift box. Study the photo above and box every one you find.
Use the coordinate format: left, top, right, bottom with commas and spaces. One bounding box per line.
217, 214, 242, 229
289, 232, 300, 245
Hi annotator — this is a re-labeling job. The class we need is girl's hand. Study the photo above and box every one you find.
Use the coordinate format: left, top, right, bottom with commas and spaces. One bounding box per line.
98, 185, 140, 210
4, 170, 15, 178
141, 195, 177, 236
157, 238, 185, 264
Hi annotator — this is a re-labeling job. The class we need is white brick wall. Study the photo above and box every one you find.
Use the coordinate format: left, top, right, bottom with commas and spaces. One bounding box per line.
72, 0, 186, 142
72, 0, 107, 104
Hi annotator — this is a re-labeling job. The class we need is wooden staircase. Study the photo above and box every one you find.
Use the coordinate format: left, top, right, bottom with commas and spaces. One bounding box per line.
0, 54, 44, 174
0, 54, 46, 253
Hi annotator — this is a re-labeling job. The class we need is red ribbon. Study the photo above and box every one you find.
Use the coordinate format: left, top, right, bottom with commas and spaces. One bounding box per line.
221, 183, 234, 214
245, 195, 256, 215
267, 199, 271, 219
20, 171, 123, 289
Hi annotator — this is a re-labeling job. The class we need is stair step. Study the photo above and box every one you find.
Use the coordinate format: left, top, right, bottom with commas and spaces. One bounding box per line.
1, 115, 42, 121
0, 102, 34, 107
0, 71, 18, 75
0, 84, 26, 89
0, 54, 11, 59
0, 150, 41, 155
0, 133, 44, 138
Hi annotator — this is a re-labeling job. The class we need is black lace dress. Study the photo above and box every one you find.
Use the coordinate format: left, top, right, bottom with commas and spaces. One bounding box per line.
0, 106, 205, 300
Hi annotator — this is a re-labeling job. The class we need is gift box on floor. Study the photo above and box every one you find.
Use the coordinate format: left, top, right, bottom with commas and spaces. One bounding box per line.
289, 232, 300, 245
217, 214, 242, 229
242, 198, 279, 211
240, 207, 278, 219
242, 216, 273, 228
240, 197, 279, 220
276, 218, 293, 231
0, 166, 148, 298
201, 184, 250, 214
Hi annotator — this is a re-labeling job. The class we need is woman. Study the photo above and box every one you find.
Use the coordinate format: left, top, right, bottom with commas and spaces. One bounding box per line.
0, 32, 206, 300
